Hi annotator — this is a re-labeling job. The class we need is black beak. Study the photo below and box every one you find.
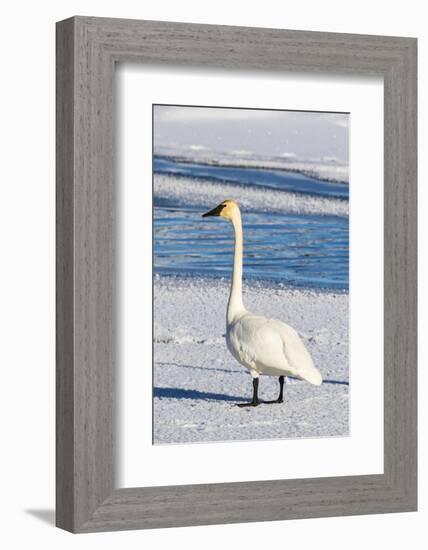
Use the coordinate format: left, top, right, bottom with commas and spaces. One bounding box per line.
202, 204, 225, 218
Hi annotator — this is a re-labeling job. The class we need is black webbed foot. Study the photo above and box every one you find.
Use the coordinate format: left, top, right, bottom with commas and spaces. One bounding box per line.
236, 377, 260, 408
236, 399, 260, 408
260, 398, 284, 405
235, 376, 285, 407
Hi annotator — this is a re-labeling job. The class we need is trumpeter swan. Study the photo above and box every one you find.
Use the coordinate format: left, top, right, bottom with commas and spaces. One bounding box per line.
202, 200, 322, 407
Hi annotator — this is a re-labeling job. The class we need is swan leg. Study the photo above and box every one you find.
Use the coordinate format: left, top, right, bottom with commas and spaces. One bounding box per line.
262, 376, 285, 404
278, 375, 284, 403
237, 377, 260, 407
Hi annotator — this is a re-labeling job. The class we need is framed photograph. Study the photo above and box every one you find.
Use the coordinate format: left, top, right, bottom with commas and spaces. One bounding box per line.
56, 17, 417, 532
151, 104, 349, 445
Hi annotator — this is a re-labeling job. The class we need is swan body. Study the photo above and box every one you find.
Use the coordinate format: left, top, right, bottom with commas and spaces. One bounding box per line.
202, 199, 322, 406
226, 313, 322, 384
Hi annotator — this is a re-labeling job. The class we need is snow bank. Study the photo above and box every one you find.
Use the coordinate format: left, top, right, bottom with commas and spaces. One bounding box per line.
154, 173, 349, 218
155, 147, 349, 184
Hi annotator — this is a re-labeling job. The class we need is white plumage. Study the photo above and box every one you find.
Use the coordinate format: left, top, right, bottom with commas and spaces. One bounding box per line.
202, 199, 322, 407
227, 314, 322, 384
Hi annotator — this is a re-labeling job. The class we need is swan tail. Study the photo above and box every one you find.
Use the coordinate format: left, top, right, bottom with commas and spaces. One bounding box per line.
300, 367, 323, 386
280, 329, 323, 385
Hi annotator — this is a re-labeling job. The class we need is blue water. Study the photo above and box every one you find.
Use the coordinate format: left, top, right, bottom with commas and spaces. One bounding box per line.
153, 158, 349, 291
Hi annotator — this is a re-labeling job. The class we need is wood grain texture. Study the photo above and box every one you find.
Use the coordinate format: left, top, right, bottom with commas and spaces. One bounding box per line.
56, 17, 75, 532
56, 16, 417, 533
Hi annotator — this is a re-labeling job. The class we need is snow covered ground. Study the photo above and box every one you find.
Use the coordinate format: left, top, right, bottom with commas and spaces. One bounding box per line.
153, 275, 349, 444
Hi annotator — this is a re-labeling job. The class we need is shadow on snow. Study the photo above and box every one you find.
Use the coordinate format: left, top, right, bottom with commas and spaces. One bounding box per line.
321, 378, 349, 386
153, 386, 247, 402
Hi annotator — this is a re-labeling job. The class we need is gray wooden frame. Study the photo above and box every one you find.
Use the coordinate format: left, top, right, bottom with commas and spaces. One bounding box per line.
56, 16, 417, 533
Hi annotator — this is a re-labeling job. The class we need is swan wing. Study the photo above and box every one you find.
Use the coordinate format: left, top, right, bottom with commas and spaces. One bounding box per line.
232, 314, 322, 385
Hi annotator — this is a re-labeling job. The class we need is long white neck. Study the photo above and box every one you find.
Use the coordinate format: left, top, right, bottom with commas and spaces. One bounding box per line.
227, 210, 245, 324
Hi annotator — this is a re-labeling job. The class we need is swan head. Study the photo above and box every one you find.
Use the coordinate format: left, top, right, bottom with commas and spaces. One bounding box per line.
202, 200, 240, 221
